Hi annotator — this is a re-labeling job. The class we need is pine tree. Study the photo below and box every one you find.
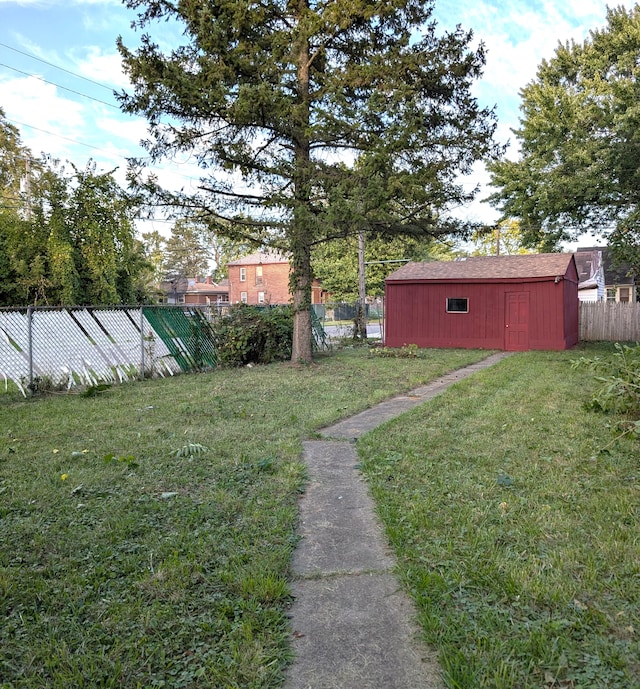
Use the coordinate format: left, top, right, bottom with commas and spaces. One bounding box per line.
118, 0, 500, 361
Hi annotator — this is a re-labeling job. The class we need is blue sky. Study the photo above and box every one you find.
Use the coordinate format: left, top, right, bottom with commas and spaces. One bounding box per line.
0, 0, 636, 238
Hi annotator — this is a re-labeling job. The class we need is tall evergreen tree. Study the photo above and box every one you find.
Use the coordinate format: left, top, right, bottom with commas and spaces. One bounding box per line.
162, 219, 211, 280
117, 0, 500, 361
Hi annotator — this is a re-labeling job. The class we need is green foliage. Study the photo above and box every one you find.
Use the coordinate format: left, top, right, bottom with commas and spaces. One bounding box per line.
117, 0, 501, 361
488, 5, 640, 271
0, 154, 151, 306
161, 220, 211, 281
469, 219, 535, 256
572, 343, 640, 437
369, 344, 420, 358
212, 304, 294, 367
81, 384, 113, 398
172, 443, 209, 458
312, 235, 459, 300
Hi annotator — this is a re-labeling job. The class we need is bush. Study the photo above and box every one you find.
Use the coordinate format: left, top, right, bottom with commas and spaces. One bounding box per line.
212, 304, 293, 367
572, 342, 640, 440
573, 343, 640, 416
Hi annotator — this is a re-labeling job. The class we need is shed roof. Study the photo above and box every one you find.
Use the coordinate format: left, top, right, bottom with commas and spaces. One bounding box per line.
227, 250, 289, 266
386, 253, 575, 282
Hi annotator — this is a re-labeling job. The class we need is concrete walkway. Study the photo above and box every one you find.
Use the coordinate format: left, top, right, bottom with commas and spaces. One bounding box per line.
284, 352, 511, 689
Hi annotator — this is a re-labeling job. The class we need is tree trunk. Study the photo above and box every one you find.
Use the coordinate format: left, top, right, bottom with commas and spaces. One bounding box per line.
291, 250, 313, 363
290, 0, 313, 363
353, 227, 367, 340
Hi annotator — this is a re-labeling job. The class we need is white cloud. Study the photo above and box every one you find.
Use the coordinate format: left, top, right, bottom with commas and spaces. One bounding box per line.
95, 115, 147, 146
74, 48, 130, 90
0, 75, 85, 155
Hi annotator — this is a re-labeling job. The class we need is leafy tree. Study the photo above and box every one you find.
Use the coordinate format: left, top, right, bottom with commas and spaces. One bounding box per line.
117, 0, 500, 362
312, 236, 459, 300
0, 156, 149, 306
141, 229, 166, 282
0, 108, 32, 215
205, 232, 252, 283
487, 5, 640, 273
469, 219, 533, 257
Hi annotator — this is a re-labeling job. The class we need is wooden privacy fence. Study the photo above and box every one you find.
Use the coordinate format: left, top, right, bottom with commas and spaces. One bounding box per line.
579, 302, 640, 342
0, 306, 217, 396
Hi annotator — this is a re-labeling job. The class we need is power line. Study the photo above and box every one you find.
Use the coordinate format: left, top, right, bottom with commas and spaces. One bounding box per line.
0, 62, 119, 109
5, 116, 122, 155
0, 41, 118, 92
3, 115, 201, 185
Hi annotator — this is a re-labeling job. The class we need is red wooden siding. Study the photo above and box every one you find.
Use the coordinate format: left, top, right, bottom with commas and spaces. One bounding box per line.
384, 257, 579, 351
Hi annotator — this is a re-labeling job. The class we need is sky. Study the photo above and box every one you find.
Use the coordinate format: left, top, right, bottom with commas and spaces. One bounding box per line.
0, 0, 637, 244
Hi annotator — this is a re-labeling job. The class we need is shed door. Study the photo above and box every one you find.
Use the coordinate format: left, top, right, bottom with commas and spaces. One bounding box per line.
505, 292, 529, 351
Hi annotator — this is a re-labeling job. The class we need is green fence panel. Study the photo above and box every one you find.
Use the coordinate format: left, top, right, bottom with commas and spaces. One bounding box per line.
143, 307, 217, 372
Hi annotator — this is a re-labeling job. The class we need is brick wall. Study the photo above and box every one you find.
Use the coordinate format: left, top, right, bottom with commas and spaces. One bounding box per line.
228, 262, 291, 304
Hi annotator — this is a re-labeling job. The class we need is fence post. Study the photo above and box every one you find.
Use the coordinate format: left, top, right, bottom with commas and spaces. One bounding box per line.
139, 307, 145, 380
27, 305, 34, 392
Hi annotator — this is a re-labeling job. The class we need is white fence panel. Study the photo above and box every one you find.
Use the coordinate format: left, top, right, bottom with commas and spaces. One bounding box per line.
0, 306, 215, 396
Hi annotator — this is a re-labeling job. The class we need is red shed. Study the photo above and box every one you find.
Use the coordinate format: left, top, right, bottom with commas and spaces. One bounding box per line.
384, 253, 579, 351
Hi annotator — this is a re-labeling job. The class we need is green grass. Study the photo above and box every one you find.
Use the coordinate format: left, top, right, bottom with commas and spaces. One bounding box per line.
0, 346, 489, 688
357, 345, 639, 689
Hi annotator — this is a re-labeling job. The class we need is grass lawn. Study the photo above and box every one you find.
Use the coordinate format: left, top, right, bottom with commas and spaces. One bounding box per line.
358, 345, 639, 689
0, 346, 489, 688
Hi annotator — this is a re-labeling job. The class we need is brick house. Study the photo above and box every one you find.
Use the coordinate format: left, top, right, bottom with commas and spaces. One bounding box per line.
162, 276, 229, 304
183, 277, 229, 305
227, 251, 324, 305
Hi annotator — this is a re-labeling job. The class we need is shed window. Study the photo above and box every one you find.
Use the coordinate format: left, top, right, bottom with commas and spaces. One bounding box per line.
446, 298, 468, 313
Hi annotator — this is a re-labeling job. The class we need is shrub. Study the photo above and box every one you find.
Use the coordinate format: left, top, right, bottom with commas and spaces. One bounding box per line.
572, 342, 640, 439
212, 304, 293, 367
573, 343, 640, 416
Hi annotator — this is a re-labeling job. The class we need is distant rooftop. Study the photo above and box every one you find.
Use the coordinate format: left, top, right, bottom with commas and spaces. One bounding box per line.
227, 251, 289, 266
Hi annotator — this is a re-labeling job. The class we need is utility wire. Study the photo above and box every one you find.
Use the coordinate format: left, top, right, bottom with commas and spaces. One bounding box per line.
0, 62, 119, 109
4, 115, 201, 185
0, 41, 118, 92
6, 116, 122, 155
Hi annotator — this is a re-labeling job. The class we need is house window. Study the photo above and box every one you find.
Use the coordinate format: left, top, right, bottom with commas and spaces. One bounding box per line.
446, 297, 468, 313
258, 291, 265, 304
240, 291, 248, 303
240, 267, 246, 282
619, 287, 630, 303
606, 288, 616, 302
255, 265, 263, 285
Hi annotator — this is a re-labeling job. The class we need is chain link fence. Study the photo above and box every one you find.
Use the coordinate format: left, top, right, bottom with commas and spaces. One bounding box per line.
0, 306, 218, 396
1, 304, 329, 396
312, 299, 385, 341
